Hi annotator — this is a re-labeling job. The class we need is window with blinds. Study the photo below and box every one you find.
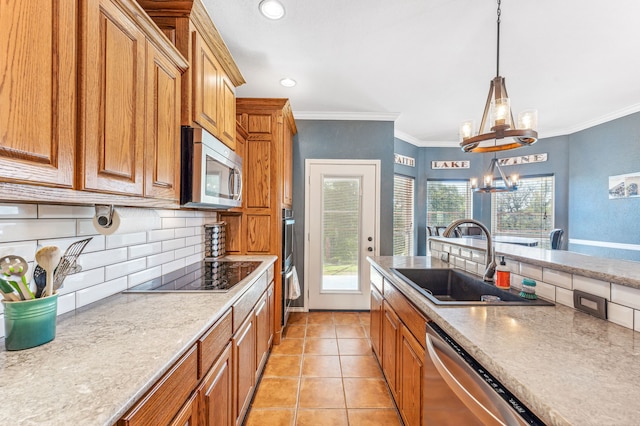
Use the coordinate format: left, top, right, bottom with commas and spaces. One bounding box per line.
393, 175, 414, 256
491, 175, 555, 248
426, 180, 473, 231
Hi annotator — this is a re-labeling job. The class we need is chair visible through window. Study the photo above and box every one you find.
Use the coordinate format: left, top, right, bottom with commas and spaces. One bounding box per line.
550, 229, 564, 250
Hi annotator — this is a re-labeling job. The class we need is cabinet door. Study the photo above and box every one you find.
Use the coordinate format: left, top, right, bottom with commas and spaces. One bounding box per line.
370, 286, 383, 360
170, 392, 198, 426
282, 119, 293, 207
199, 343, 233, 426
145, 40, 181, 200
254, 292, 269, 376
219, 73, 236, 150
192, 30, 221, 138
267, 282, 275, 347
233, 314, 256, 425
81, 0, 146, 195
399, 325, 424, 426
0, 1, 76, 187
382, 301, 400, 401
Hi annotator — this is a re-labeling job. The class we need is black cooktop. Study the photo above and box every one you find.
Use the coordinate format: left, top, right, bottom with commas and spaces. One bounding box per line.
126, 260, 262, 292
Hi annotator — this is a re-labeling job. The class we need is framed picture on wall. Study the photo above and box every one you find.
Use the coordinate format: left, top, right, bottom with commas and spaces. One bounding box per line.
608, 172, 640, 199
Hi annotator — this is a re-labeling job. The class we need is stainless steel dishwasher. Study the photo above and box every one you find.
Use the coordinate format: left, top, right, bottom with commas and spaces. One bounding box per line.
425, 322, 545, 425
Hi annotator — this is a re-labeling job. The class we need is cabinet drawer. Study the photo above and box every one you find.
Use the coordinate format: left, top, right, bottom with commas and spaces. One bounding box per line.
383, 279, 427, 347
119, 345, 198, 426
198, 308, 232, 379
233, 273, 267, 332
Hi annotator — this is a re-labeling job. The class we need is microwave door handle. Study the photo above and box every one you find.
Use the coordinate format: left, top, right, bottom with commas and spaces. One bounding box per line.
227, 168, 234, 199
235, 167, 243, 201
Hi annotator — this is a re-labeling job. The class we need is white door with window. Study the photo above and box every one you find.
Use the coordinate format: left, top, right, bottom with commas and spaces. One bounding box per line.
305, 160, 380, 310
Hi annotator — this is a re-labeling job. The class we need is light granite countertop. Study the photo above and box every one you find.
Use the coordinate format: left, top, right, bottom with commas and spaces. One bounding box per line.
0, 255, 276, 426
430, 236, 640, 289
369, 255, 640, 426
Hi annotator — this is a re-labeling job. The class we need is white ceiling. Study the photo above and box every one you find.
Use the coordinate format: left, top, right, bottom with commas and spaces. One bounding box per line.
203, 0, 640, 147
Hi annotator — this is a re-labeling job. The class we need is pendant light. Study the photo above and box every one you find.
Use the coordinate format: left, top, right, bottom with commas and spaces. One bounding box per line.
459, 0, 538, 153
471, 156, 519, 193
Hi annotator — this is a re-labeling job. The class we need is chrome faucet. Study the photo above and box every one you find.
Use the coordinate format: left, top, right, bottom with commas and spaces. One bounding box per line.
442, 219, 496, 282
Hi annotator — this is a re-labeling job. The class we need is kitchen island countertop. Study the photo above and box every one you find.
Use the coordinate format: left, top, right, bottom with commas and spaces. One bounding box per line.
369, 255, 640, 426
0, 255, 276, 426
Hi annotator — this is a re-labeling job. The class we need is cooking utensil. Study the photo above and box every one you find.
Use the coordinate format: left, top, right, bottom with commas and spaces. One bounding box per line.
0, 255, 34, 300
35, 246, 62, 298
33, 237, 92, 296
0, 278, 20, 301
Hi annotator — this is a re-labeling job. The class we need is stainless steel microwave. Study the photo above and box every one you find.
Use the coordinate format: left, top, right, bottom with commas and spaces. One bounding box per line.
180, 126, 242, 209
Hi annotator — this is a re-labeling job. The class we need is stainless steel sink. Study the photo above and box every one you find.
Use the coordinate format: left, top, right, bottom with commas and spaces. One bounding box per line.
391, 268, 553, 306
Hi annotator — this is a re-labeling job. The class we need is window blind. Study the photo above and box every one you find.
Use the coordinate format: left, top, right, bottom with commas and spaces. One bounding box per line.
491, 175, 555, 248
393, 175, 414, 256
426, 180, 473, 229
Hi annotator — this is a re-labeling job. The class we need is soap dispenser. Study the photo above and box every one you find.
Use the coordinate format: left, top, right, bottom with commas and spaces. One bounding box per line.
495, 256, 510, 289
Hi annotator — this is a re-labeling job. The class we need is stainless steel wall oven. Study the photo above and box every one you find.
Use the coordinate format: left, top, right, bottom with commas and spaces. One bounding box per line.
282, 208, 295, 326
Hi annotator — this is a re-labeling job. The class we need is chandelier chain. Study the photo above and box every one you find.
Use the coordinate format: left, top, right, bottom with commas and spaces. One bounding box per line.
496, 0, 501, 77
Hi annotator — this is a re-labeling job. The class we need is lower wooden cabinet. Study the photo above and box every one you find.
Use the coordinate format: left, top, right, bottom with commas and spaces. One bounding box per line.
198, 343, 233, 426
171, 392, 198, 426
255, 291, 270, 376
371, 266, 427, 426
233, 312, 256, 425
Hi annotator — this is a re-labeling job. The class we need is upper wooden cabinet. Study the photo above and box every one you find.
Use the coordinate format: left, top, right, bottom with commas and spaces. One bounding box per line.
0, 1, 76, 188
138, 0, 244, 151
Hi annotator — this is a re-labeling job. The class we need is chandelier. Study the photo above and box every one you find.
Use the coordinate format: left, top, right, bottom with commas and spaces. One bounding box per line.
459, 0, 538, 153
471, 157, 518, 193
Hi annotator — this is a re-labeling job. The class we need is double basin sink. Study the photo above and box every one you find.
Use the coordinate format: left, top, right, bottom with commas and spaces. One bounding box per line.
391, 268, 553, 306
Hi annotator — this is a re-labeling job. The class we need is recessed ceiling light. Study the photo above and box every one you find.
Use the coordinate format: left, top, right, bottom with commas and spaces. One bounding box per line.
280, 78, 296, 87
259, 0, 285, 20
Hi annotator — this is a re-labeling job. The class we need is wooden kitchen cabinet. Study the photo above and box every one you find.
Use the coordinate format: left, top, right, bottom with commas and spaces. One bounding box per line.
139, 0, 244, 151
145, 38, 183, 201
382, 300, 401, 402
233, 313, 256, 426
0, 1, 76, 188
370, 286, 383, 360
198, 343, 233, 426
170, 392, 198, 426
255, 291, 270, 376
399, 324, 424, 426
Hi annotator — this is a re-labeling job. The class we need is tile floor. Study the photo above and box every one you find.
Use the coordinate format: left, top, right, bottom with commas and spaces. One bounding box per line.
244, 311, 403, 426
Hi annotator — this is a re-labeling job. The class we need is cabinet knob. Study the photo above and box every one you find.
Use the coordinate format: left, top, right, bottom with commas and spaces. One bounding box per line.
367, 247, 373, 252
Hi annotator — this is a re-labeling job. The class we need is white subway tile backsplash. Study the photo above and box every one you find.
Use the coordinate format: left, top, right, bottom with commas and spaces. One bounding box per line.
573, 275, 610, 300
58, 268, 106, 294
543, 268, 573, 290
78, 248, 128, 271
0, 203, 38, 218
465, 260, 477, 273
175, 246, 195, 260
504, 258, 519, 274
607, 302, 634, 329
156, 209, 176, 218
162, 217, 186, 229
106, 232, 147, 249
185, 253, 201, 267
175, 210, 197, 218
148, 228, 175, 242
0, 219, 76, 242
76, 277, 128, 308
175, 227, 195, 238
128, 266, 162, 287
39, 235, 105, 254
0, 241, 38, 262
162, 238, 186, 252
556, 288, 574, 307
510, 273, 524, 290
194, 226, 204, 236
520, 263, 543, 281
460, 249, 471, 259
38, 204, 95, 219
611, 284, 640, 310
162, 258, 185, 275
128, 242, 162, 259
450, 246, 460, 256
471, 251, 485, 264
77, 219, 99, 236
536, 281, 556, 302
147, 251, 175, 268
185, 235, 202, 247
431, 242, 443, 252
57, 293, 76, 315
454, 256, 465, 268
186, 217, 207, 227
105, 258, 146, 281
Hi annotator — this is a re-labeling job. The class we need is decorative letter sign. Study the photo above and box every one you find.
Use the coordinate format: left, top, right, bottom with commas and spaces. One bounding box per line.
431, 161, 470, 169
395, 154, 415, 167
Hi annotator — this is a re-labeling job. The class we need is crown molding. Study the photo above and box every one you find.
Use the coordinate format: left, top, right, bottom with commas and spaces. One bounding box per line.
293, 111, 400, 122
394, 130, 460, 148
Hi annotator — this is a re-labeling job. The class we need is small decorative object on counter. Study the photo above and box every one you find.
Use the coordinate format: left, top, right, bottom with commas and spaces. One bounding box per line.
2, 293, 59, 350
495, 256, 511, 289
520, 278, 538, 300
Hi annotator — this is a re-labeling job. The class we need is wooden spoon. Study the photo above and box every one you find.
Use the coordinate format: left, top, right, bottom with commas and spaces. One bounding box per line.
35, 246, 62, 298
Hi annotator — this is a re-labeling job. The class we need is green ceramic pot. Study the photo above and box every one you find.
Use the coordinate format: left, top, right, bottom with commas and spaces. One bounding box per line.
2, 294, 58, 351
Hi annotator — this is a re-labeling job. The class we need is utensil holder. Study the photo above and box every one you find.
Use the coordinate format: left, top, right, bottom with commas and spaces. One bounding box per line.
2, 294, 58, 351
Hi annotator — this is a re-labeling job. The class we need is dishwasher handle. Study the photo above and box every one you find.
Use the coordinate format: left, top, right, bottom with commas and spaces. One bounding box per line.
426, 332, 527, 426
